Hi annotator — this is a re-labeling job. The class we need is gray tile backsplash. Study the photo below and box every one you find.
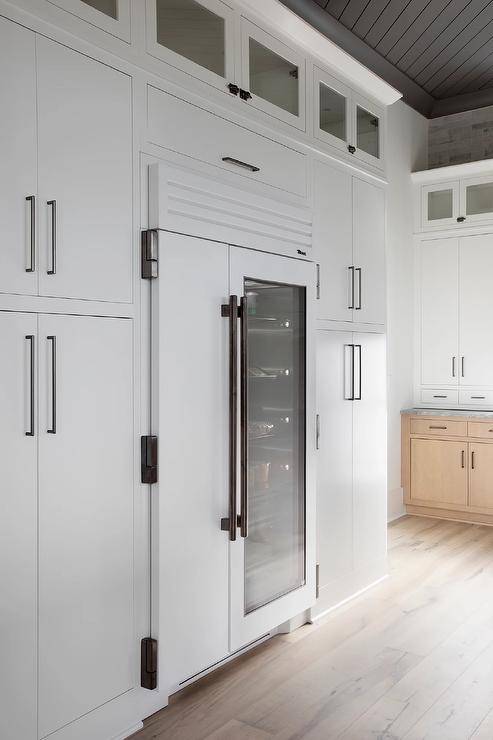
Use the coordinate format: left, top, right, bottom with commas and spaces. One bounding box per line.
429, 106, 493, 168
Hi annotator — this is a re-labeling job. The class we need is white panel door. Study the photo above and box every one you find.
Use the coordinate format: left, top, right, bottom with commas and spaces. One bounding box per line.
352, 332, 387, 570
420, 238, 459, 386
229, 248, 316, 651
0, 19, 37, 296
352, 178, 386, 325
313, 161, 353, 322
0, 312, 37, 740
460, 234, 493, 386
155, 232, 230, 690
37, 37, 132, 302
38, 315, 134, 738
316, 331, 353, 603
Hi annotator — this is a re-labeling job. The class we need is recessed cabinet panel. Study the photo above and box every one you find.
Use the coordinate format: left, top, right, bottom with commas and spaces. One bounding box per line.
37, 37, 132, 302
0, 19, 37, 296
146, 0, 235, 92
0, 312, 37, 740
419, 238, 459, 386
470, 443, 493, 510
352, 178, 386, 325
411, 438, 467, 507
38, 315, 134, 737
47, 0, 130, 40
241, 19, 305, 130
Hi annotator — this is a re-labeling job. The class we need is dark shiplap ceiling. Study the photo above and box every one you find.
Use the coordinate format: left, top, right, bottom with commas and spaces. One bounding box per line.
281, 0, 493, 117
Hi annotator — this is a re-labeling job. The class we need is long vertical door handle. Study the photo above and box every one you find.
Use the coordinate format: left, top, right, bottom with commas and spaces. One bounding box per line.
344, 344, 355, 400
354, 345, 362, 400
316, 414, 320, 450
348, 267, 355, 309
471, 450, 475, 470
221, 296, 238, 541
238, 296, 248, 538
47, 200, 57, 275
47, 336, 57, 434
461, 356, 465, 378
26, 196, 36, 273
25, 335, 35, 436
452, 356, 456, 378
355, 268, 362, 310
461, 450, 465, 469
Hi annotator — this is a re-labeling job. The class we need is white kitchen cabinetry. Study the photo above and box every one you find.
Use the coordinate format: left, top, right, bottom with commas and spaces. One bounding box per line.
418, 234, 493, 407
314, 66, 384, 170
313, 160, 386, 325
47, 0, 131, 41
416, 167, 493, 230
315, 329, 387, 616
154, 229, 316, 692
37, 37, 132, 302
0, 18, 37, 296
0, 31, 132, 303
0, 313, 37, 740
0, 312, 134, 740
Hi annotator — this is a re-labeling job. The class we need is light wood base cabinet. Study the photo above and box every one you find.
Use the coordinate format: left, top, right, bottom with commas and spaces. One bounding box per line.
402, 413, 493, 524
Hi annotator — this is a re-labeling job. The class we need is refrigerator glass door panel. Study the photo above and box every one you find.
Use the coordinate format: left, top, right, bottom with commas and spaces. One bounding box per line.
229, 247, 316, 651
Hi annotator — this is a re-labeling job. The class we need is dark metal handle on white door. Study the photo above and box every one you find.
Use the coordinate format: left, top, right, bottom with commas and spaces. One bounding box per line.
47, 200, 57, 275
221, 296, 238, 541
25, 335, 35, 437
25, 196, 36, 273
238, 296, 248, 539
47, 336, 57, 434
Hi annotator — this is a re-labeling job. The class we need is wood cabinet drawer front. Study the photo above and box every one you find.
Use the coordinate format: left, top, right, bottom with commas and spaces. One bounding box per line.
410, 419, 467, 436
459, 390, 493, 407
147, 86, 307, 198
420, 389, 459, 405
468, 421, 493, 439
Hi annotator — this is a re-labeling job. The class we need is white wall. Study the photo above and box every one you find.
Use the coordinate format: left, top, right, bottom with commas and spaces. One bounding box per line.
385, 100, 428, 521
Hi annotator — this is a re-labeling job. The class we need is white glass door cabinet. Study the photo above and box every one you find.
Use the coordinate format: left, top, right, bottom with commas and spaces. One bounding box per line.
461, 175, 493, 223
352, 93, 384, 168
47, 0, 131, 41
146, 0, 236, 94
314, 67, 350, 154
422, 182, 460, 229
228, 248, 316, 651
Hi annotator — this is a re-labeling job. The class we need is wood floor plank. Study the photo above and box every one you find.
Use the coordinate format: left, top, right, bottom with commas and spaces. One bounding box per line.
131, 517, 493, 740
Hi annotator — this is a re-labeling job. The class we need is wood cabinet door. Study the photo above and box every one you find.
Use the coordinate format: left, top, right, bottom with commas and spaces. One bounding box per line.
0, 18, 37, 296
37, 37, 132, 302
419, 238, 459, 386
459, 234, 493, 386
411, 438, 467, 507
470, 443, 493, 511
38, 315, 134, 738
313, 160, 353, 322
0, 312, 37, 740
315, 330, 354, 609
352, 177, 386, 325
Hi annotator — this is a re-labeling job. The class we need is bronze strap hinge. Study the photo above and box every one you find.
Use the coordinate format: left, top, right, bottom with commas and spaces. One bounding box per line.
141, 229, 159, 280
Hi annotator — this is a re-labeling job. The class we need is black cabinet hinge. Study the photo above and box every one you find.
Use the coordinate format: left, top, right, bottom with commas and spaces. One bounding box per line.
141, 435, 158, 484
141, 229, 159, 280
141, 637, 157, 690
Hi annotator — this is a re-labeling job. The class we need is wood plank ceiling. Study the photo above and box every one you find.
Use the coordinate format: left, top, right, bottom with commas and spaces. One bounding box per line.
280, 0, 493, 117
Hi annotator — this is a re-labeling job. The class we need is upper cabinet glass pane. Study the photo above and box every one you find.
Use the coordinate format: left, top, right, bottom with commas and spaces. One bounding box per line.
357, 106, 380, 159
466, 182, 493, 215
249, 38, 299, 117
428, 189, 453, 221
82, 0, 117, 17
156, 0, 226, 78
319, 82, 346, 142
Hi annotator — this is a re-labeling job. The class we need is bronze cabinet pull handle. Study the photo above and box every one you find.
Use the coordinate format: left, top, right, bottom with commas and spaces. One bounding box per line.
220, 296, 239, 541
429, 425, 447, 429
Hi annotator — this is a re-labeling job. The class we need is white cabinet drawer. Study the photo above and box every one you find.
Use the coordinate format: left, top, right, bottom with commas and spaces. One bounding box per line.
420, 389, 459, 405
459, 390, 493, 407
147, 86, 307, 198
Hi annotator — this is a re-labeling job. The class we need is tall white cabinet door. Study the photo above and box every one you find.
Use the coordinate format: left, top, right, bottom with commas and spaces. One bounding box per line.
37, 37, 132, 303
155, 232, 230, 690
0, 312, 37, 740
460, 235, 493, 386
229, 248, 316, 652
315, 331, 353, 609
352, 332, 387, 570
352, 178, 386, 325
313, 161, 353, 322
38, 315, 134, 738
420, 238, 459, 386
0, 19, 37, 296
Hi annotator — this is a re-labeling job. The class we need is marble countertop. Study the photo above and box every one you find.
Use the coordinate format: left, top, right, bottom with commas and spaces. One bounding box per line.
402, 407, 493, 418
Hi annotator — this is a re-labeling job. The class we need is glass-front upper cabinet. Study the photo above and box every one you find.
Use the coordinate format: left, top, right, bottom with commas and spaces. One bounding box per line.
421, 182, 460, 229
47, 0, 131, 40
241, 19, 306, 130
462, 176, 493, 223
314, 68, 384, 168
146, 0, 236, 92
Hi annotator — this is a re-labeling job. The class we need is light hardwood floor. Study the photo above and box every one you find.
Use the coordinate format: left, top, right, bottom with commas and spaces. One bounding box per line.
133, 516, 493, 739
